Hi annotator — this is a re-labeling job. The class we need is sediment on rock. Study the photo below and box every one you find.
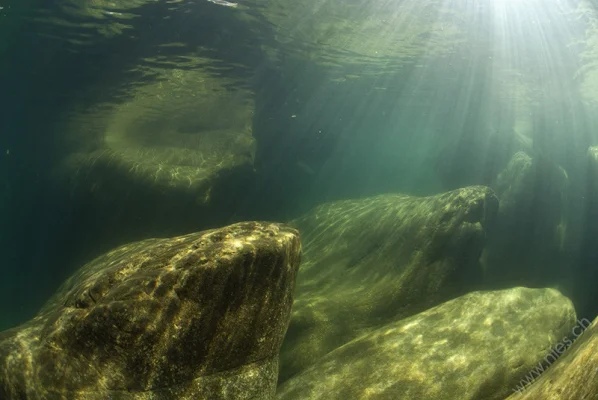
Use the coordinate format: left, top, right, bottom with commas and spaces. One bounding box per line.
279, 185, 499, 381
0, 221, 301, 400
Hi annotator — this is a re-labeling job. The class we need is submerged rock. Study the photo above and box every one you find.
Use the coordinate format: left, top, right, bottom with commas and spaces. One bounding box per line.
575, 146, 598, 319
61, 68, 255, 194
279, 186, 498, 381
434, 129, 534, 191
505, 317, 598, 399
0, 222, 301, 400
277, 287, 576, 400
53, 67, 256, 256
483, 151, 569, 286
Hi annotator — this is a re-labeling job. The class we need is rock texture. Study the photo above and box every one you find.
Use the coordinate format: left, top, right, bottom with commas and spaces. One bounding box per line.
505, 317, 598, 399
0, 222, 301, 400
279, 186, 498, 381
277, 287, 576, 400
60, 68, 255, 204
52, 67, 257, 261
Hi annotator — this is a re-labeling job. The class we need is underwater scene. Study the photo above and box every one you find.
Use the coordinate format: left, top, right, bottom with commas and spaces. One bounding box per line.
2, 0, 598, 398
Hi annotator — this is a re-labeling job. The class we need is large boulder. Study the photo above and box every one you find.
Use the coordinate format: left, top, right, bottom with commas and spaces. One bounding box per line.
277, 287, 576, 400
506, 317, 598, 399
53, 67, 257, 258
483, 151, 569, 287
434, 127, 535, 192
0, 221, 301, 400
59, 67, 255, 205
279, 186, 498, 381
574, 146, 598, 319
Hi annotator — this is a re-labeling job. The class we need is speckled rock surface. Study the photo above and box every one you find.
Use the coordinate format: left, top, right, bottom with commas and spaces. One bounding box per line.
0, 222, 301, 400
277, 287, 576, 400
506, 317, 598, 399
279, 186, 499, 381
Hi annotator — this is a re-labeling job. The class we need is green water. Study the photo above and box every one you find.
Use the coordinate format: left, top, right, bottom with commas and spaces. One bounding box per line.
1, 0, 598, 398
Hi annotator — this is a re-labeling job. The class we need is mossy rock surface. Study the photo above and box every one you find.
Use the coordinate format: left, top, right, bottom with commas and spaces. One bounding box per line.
60, 68, 255, 203
52, 67, 257, 252
0, 221, 301, 400
277, 287, 576, 400
505, 316, 598, 399
279, 185, 499, 381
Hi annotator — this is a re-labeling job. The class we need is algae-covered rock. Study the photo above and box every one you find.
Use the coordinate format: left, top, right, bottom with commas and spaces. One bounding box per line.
0, 221, 301, 400
493, 151, 535, 214
506, 317, 598, 399
277, 287, 576, 400
279, 186, 498, 381
483, 151, 569, 286
60, 67, 255, 202
53, 67, 256, 248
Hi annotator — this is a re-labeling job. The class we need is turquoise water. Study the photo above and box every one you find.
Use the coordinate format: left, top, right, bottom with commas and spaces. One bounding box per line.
1, 0, 598, 398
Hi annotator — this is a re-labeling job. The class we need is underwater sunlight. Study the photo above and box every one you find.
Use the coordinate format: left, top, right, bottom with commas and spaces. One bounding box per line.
1, 0, 598, 398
